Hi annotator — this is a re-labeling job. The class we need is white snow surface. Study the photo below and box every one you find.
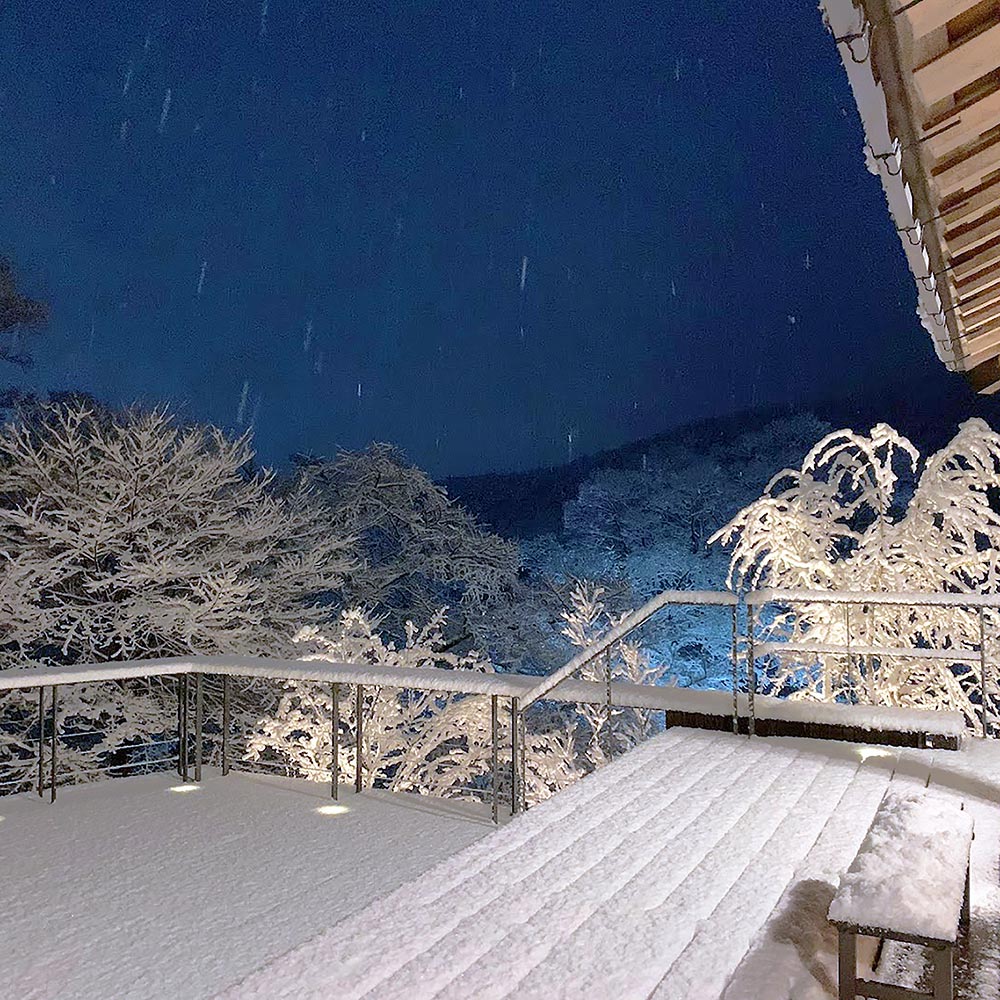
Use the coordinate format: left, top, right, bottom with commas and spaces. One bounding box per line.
222, 731, 1000, 1000
827, 787, 973, 942
0, 770, 489, 1000
3, 730, 998, 1000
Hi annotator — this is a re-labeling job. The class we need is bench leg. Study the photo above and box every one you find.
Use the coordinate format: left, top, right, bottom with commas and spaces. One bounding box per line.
961, 864, 971, 932
838, 930, 857, 1000
932, 945, 953, 1000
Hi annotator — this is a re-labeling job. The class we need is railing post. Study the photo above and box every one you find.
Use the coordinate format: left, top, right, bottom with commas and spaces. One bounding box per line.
355, 684, 363, 793
731, 602, 739, 735
846, 603, 855, 705
491, 695, 499, 824
510, 697, 520, 816
604, 647, 613, 759
222, 675, 231, 776
37, 687, 45, 797
194, 673, 204, 783
49, 684, 58, 803
520, 709, 528, 812
180, 675, 189, 781
331, 682, 339, 799
979, 607, 989, 739
746, 601, 756, 738
176, 675, 183, 778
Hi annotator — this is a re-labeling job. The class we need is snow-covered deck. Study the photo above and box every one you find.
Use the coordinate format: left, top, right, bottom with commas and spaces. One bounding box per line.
224, 730, 1000, 1000
3, 730, 997, 999
0, 771, 492, 1000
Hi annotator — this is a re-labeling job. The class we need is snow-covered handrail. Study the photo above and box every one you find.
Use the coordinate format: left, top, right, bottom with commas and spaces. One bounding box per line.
757, 641, 982, 663
519, 589, 737, 711
747, 588, 1000, 610
0, 655, 539, 698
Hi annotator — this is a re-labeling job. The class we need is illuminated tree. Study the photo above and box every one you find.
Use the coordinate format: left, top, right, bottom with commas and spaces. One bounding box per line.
711, 419, 1000, 724
0, 400, 355, 787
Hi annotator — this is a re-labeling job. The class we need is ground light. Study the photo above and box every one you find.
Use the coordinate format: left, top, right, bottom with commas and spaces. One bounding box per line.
315, 804, 350, 816
168, 784, 201, 793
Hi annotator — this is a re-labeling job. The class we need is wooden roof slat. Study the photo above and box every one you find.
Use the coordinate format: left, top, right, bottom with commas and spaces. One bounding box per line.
959, 325, 1000, 369
956, 256, 1000, 296
913, 22, 1000, 109
952, 239, 1000, 282
945, 207, 1000, 255
942, 175, 1000, 226
897, 0, 986, 40
923, 86, 1000, 162
967, 306, 1000, 335
958, 272, 1000, 309
933, 134, 1000, 199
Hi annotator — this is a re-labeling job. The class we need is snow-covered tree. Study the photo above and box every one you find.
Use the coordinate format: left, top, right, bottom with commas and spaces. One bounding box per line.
524, 414, 831, 688
0, 400, 355, 787
558, 580, 664, 764
246, 607, 580, 803
710, 419, 1000, 725
294, 444, 520, 645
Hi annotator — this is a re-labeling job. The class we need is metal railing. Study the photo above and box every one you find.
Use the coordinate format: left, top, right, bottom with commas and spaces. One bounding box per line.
1, 587, 997, 816
747, 588, 1000, 739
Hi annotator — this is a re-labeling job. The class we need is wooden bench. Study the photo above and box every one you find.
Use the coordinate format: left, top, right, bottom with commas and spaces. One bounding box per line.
828, 788, 973, 1000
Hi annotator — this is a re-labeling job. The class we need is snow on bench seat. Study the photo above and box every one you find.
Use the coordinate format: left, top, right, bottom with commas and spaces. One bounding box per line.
828, 788, 974, 944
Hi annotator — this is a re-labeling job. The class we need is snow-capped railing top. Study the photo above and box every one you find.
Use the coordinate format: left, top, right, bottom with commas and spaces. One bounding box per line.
519, 589, 737, 711
0, 655, 538, 697
757, 641, 983, 663
747, 588, 1000, 609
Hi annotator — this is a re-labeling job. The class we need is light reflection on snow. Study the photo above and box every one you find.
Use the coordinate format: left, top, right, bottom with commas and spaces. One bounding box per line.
856, 747, 893, 762
315, 804, 349, 816
168, 784, 201, 793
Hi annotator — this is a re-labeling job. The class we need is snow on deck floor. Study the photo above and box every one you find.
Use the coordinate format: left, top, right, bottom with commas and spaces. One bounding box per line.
0, 770, 491, 1000
223, 729, 1000, 1000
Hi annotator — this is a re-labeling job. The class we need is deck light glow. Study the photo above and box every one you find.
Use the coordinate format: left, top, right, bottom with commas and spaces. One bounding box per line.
315, 804, 349, 816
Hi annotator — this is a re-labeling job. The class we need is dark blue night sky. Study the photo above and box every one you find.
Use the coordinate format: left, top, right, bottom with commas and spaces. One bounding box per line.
0, 1, 959, 475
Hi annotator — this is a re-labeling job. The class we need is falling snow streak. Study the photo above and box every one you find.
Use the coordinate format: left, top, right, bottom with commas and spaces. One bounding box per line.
157, 88, 172, 134
303, 319, 313, 353
519, 256, 528, 292
259, 0, 268, 39
196, 261, 207, 297
121, 61, 133, 98
236, 380, 250, 425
